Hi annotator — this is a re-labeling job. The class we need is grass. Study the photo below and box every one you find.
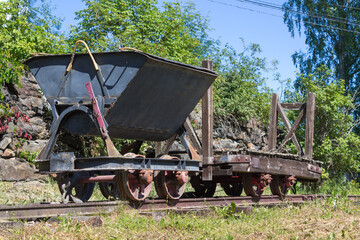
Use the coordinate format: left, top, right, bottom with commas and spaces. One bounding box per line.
0, 178, 359, 239
0, 178, 108, 205
0, 199, 359, 239
0, 178, 61, 205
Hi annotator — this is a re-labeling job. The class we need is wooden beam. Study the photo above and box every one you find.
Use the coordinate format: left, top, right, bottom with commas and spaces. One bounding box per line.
281, 103, 306, 110
278, 106, 306, 151
183, 118, 202, 153
155, 142, 162, 157
202, 60, 214, 181
305, 92, 316, 159
277, 102, 304, 155
268, 93, 279, 151
230, 155, 321, 180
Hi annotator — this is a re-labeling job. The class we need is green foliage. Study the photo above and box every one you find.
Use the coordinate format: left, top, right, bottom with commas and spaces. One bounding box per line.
211, 201, 237, 218
283, 0, 360, 88
317, 133, 360, 178
81, 136, 105, 157
18, 150, 38, 164
285, 65, 360, 178
288, 65, 354, 142
0, 0, 68, 99
283, 0, 360, 132
321, 178, 360, 197
69, 0, 216, 65
213, 42, 273, 123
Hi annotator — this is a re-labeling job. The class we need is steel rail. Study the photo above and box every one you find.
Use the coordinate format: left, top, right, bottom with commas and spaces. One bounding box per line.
0, 195, 359, 221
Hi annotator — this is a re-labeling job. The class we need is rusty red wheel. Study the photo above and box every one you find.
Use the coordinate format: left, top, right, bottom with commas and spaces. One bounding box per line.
243, 174, 271, 197
116, 153, 153, 202
154, 155, 188, 200
154, 171, 188, 200
270, 175, 296, 197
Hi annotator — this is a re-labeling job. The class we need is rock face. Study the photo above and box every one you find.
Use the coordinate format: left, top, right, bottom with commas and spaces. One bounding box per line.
0, 158, 41, 181
0, 73, 51, 180
214, 115, 268, 151
187, 104, 268, 152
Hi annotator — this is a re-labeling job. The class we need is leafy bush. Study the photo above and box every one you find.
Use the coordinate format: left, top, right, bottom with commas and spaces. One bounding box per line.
0, 0, 69, 101
18, 150, 38, 164
284, 65, 360, 179
69, 0, 216, 66
213, 42, 273, 124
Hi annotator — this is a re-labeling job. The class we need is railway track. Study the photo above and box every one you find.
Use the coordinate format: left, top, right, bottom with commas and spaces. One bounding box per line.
1, 195, 359, 221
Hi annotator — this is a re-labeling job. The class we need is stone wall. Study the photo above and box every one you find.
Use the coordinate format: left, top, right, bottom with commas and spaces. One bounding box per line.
187, 104, 268, 152
0, 73, 50, 180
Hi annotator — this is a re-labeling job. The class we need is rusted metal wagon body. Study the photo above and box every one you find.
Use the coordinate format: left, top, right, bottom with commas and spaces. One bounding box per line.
25, 52, 215, 142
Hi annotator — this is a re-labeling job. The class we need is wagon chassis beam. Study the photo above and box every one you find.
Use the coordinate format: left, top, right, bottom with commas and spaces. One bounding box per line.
208, 153, 322, 180
36, 152, 199, 174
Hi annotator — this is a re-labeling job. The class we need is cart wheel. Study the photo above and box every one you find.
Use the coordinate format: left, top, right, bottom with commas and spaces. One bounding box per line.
243, 173, 271, 197
99, 171, 121, 200
115, 153, 153, 202
57, 172, 95, 203
270, 175, 296, 197
220, 182, 243, 196
190, 175, 217, 197
117, 169, 153, 202
154, 155, 188, 200
154, 170, 188, 200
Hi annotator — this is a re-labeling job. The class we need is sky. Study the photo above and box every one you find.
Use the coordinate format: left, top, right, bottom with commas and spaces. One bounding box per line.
51, 0, 307, 93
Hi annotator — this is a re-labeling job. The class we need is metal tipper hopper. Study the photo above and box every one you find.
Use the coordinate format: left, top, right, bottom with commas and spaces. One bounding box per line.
24, 41, 217, 202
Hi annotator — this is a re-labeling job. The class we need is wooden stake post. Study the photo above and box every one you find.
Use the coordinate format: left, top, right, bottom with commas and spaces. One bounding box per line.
305, 93, 315, 159
202, 60, 214, 181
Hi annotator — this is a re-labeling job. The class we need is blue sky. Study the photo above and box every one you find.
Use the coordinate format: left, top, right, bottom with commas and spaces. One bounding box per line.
52, 0, 307, 93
